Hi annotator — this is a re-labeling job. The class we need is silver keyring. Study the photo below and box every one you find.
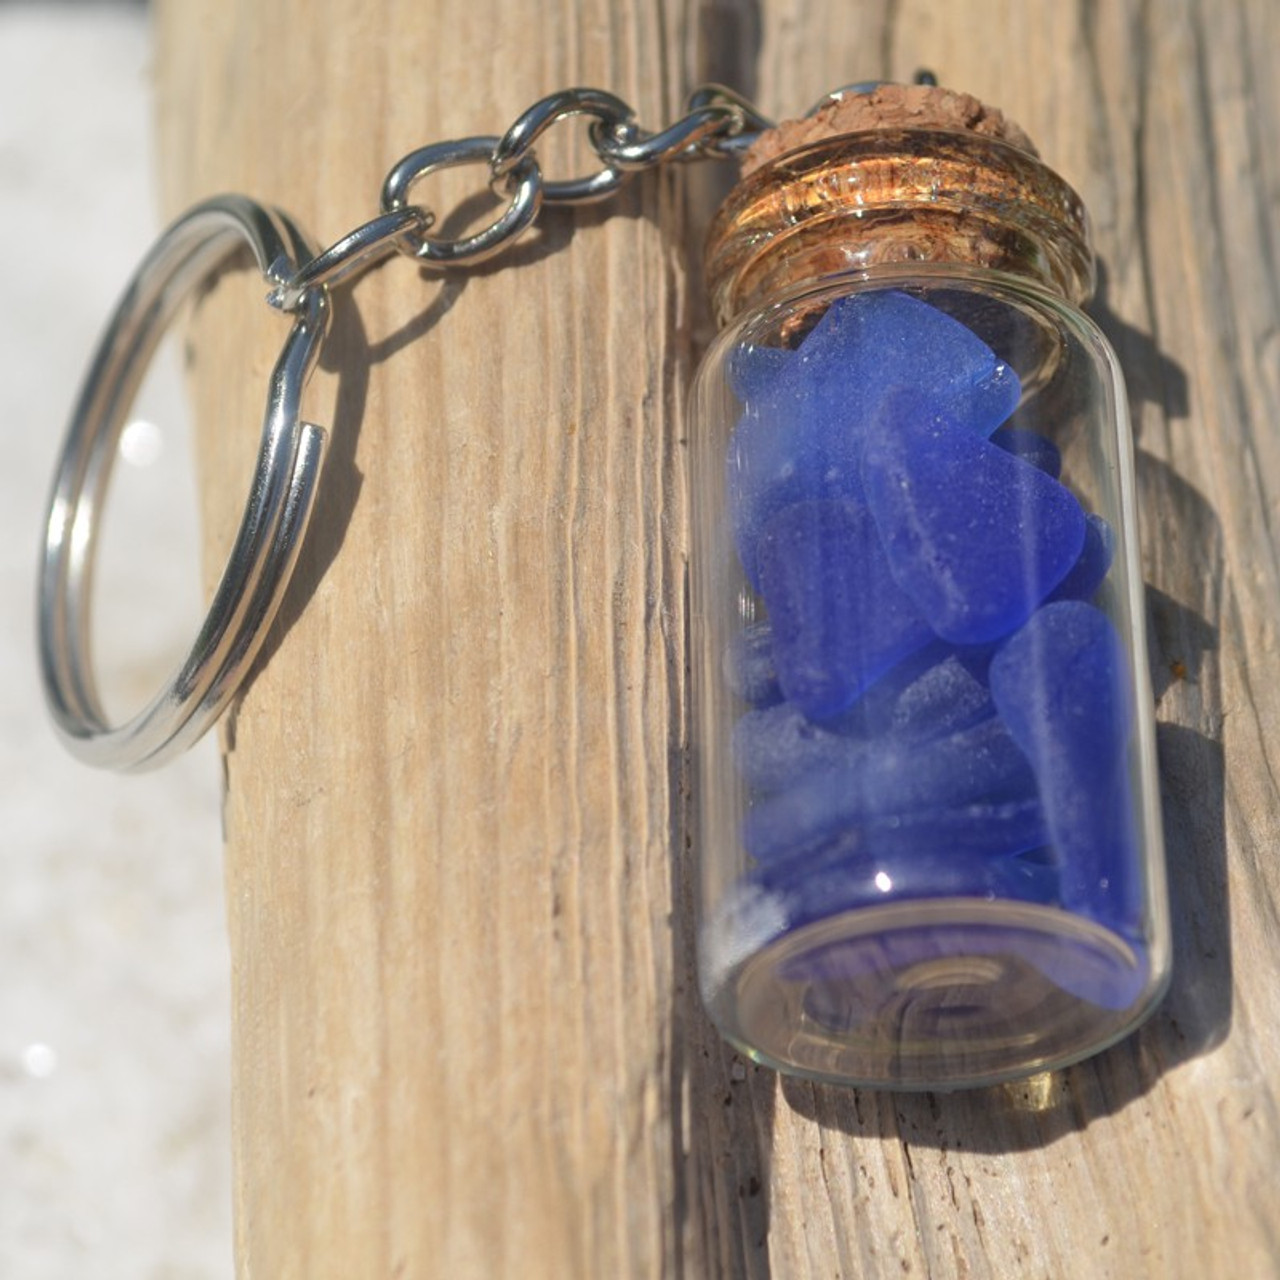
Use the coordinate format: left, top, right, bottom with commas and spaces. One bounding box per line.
38, 195, 331, 771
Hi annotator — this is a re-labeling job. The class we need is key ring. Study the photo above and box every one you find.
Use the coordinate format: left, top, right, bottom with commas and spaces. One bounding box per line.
38, 195, 330, 770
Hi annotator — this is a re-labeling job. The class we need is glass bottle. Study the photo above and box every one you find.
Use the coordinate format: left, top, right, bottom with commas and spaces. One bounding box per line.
689, 88, 1170, 1089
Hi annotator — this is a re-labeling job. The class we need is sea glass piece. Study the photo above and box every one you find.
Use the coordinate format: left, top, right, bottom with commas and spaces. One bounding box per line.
733, 702, 863, 792
726, 290, 1021, 585
772, 806, 1052, 902
742, 714, 1038, 861
863, 392, 1087, 645
732, 643, 996, 791
988, 601, 1141, 930
727, 341, 791, 401
755, 498, 934, 720
1048, 512, 1114, 603
990, 425, 1062, 477
732, 808, 1058, 942
866, 646, 995, 742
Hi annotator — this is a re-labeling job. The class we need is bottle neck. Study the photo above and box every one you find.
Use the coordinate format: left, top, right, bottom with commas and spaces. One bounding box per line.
704, 129, 1094, 328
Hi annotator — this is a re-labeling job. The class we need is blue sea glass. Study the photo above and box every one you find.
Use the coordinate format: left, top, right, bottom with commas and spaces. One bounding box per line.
1048, 512, 1114, 603
755, 498, 934, 720
726, 290, 1021, 586
862, 391, 1087, 644
990, 425, 1062, 477
732, 702, 863, 792
732, 642, 996, 792
732, 815, 1059, 945
742, 714, 1038, 862
862, 645, 995, 742
727, 341, 791, 401
715, 289, 1147, 1027
988, 601, 1141, 931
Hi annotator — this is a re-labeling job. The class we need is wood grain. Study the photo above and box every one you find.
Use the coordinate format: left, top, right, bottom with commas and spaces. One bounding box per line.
155, 0, 1280, 1275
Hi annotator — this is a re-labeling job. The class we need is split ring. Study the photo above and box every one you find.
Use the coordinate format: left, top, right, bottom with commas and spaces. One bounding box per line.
38, 195, 330, 770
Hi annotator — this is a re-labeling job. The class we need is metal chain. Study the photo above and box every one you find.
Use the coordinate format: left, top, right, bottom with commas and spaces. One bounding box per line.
268, 83, 772, 311
44, 75, 956, 769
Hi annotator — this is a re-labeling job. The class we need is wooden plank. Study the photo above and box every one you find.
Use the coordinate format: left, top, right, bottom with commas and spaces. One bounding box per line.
155, 0, 1280, 1275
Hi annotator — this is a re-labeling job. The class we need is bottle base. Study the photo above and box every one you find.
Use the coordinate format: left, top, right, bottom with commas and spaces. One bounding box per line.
703, 897, 1163, 1090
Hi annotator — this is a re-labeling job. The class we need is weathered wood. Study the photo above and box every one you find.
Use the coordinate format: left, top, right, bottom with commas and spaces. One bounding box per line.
156, 1, 1280, 1275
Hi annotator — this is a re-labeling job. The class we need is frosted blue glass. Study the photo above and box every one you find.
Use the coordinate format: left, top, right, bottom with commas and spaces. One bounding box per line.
861, 391, 1087, 645
755, 498, 934, 720
988, 600, 1141, 931
726, 290, 1021, 586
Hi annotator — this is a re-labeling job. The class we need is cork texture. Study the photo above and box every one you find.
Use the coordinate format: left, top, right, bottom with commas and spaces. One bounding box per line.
742, 83, 1037, 175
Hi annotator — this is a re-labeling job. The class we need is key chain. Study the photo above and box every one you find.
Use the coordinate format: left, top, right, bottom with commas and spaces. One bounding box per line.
38, 77, 1170, 1090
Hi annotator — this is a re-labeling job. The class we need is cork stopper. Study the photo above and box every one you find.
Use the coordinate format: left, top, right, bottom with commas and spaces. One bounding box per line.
706, 84, 1093, 327
742, 84, 1039, 175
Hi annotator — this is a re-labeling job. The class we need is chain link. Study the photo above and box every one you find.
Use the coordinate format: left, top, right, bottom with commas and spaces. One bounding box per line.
266, 206, 431, 310
380, 136, 544, 266
271, 83, 772, 305
490, 87, 634, 205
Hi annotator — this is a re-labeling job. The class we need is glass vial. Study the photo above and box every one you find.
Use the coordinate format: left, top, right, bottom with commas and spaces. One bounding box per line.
689, 87, 1170, 1089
